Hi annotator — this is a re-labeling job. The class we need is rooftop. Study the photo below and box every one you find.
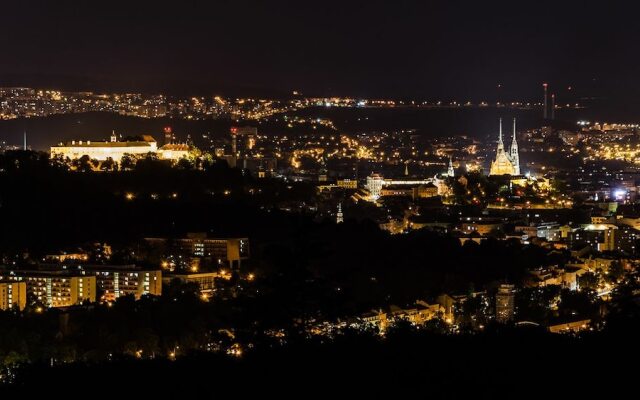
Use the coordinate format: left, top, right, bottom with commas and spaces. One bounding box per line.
54, 135, 156, 147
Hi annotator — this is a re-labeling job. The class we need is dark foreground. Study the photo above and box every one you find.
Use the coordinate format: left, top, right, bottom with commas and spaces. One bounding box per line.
3, 328, 636, 398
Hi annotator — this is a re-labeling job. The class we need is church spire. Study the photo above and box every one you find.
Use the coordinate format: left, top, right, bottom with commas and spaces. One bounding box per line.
497, 118, 504, 151
447, 156, 455, 177
509, 118, 520, 175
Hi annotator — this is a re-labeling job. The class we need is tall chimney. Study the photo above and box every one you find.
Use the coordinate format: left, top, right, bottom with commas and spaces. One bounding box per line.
551, 94, 556, 120
543, 83, 548, 119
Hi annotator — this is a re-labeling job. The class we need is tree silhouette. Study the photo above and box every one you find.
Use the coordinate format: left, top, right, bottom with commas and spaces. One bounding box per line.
101, 157, 116, 172
120, 153, 136, 171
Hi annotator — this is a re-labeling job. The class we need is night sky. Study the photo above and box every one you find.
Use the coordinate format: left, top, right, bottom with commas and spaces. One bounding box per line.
1, 1, 639, 101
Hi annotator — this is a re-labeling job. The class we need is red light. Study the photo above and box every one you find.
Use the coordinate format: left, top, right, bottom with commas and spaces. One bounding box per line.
230, 127, 238, 134
543, 83, 548, 88
164, 126, 172, 133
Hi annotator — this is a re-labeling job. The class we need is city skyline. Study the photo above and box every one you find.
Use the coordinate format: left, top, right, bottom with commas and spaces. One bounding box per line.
2, 1, 640, 395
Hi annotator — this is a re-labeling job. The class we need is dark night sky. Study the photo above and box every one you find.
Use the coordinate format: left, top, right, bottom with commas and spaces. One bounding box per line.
1, 1, 639, 100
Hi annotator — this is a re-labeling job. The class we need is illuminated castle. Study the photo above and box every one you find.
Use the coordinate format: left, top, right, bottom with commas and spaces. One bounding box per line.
489, 118, 520, 176
51, 132, 158, 162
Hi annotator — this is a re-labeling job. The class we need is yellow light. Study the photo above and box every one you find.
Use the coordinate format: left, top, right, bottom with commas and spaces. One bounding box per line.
125, 193, 135, 200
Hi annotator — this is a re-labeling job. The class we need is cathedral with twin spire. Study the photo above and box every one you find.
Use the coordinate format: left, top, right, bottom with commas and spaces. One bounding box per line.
489, 118, 520, 176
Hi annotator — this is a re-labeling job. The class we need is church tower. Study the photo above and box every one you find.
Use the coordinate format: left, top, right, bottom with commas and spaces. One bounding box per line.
509, 118, 520, 175
447, 156, 455, 177
489, 118, 518, 176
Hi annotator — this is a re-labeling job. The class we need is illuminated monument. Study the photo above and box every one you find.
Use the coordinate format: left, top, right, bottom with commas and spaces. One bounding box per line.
489, 118, 520, 176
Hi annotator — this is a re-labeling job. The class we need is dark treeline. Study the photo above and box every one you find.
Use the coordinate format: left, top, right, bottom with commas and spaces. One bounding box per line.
258, 221, 561, 318
0, 150, 313, 253
6, 320, 640, 397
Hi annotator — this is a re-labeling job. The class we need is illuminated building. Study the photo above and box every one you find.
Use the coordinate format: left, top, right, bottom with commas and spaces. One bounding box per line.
361, 309, 390, 331
527, 266, 578, 291
489, 118, 520, 176
433, 175, 453, 196
380, 186, 414, 197
360, 301, 444, 333
460, 218, 504, 236
367, 172, 437, 201
495, 284, 515, 323
415, 183, 438, 198
532, 223, 561, 241
45, 252, 89, 263
163, 271, 219, 294
0, 271, 96, 308
569, 224, 639, 253
336, 179, 358, 189
548, 319, 591, 333
336, 203, 344, 223
380, 183, 438, 199
0, 264, 160, 305
384, 178, 434, 186
366, 173, 384, 198
145, 233, 250, 268
158, 143, 193, 161
77, 265, 162, 301
0, 281, 27, 310
51, 132, 158, 162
